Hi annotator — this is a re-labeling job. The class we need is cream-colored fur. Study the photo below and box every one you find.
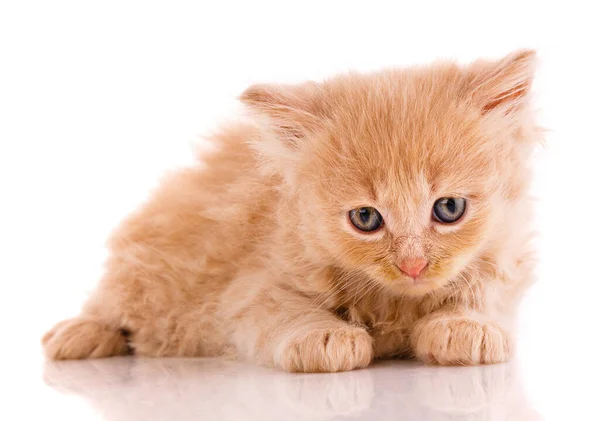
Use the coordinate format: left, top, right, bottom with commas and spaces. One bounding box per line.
43, 50, 540, 372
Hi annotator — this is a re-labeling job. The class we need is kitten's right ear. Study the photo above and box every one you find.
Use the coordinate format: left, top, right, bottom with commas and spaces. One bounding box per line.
240, 82, 326, 146
466, 49, 537, 115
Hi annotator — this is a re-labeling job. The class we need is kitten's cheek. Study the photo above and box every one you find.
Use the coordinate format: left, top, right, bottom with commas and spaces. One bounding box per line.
427, 256, 468, 282
379, 265, 400, 281
422, 264, 450, 282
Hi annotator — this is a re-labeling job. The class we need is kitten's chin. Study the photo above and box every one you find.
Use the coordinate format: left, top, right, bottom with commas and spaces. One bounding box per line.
383, 277, 447, 297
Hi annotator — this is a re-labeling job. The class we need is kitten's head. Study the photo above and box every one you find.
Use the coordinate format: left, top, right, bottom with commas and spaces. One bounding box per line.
242, 50, 539, 296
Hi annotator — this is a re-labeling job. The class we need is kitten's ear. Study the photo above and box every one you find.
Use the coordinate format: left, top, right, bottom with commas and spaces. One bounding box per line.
240, 82, 326, 145
467, 49, 537, 114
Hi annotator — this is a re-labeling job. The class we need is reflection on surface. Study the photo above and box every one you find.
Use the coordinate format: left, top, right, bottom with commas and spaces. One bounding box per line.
44, 357, 542, 421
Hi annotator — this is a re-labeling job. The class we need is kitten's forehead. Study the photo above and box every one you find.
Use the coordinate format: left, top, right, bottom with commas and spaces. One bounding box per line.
305, 66, 512, 212
323, 96, 493, 189
324, 69, 493, 162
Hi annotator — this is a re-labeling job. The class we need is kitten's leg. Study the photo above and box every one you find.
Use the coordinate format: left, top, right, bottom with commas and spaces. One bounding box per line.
227, 285, 373, 373
42, 166, 238, 360
42, 269, 223, 360
410, 311, 511, 365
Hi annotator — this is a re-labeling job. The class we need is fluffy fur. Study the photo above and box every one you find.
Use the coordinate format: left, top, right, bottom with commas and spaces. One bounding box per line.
43, 50, 540, 372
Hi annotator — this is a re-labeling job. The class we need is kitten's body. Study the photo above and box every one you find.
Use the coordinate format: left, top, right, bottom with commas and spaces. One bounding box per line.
43, 51, 539, 372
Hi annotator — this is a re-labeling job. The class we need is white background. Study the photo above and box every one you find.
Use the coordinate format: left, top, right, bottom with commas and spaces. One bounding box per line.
1, 1, 599, 420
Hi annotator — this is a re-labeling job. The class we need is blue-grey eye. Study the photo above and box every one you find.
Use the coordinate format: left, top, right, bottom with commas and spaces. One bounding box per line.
433, 198, 466, 223
349, 207, 383, 232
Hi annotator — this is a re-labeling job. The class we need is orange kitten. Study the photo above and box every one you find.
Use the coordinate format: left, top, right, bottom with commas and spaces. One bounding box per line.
43, 50, 540, 372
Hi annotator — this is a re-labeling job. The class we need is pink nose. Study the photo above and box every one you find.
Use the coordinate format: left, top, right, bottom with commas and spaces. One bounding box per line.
399, 258, 428, 279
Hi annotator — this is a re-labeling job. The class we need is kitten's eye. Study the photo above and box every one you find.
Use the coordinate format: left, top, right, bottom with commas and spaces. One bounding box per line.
349, 207, 384, 232
433, 197, 466, 223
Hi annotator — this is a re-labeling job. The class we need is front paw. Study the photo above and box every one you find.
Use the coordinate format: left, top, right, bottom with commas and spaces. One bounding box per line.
275, 327, 373, 373
411, 316, 511, 365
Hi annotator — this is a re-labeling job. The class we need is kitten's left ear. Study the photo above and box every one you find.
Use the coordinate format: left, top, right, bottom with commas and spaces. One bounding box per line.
239, 82, 328, 184
240, 82, 327, 146
467, 49, 537, 115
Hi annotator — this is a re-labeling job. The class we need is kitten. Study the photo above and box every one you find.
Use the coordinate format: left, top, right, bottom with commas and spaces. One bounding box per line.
43, 50, 540, 372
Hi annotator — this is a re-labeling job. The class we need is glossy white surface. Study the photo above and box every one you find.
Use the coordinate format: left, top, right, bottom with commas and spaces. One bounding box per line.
39, 358, 541, 421
9, 353, 597, 421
